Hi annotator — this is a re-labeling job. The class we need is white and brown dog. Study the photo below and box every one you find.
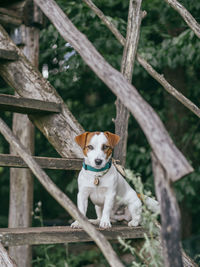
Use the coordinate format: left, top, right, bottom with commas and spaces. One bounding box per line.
71, 131, 159, 229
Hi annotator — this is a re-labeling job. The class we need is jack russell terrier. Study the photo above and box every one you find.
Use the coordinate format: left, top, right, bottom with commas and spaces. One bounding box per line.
71, 131, 159, 229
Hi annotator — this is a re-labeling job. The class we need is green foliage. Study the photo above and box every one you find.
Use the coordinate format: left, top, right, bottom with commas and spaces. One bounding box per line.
32, 202, 107, 267
33, 244, 67, 267
119, 169, 162, 267
0, 0, 200, 263
33, 243, 107, 267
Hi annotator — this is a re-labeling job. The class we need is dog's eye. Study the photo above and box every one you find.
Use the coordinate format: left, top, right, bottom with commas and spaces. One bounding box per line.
102, 144, 109, 150
87, 145, 94, 150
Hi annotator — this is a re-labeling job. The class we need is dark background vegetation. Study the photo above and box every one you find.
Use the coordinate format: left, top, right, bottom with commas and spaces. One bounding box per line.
0, 0, 200, 264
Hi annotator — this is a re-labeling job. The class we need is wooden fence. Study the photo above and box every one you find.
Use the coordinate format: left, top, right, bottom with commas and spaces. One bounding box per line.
0, 0, 200, 266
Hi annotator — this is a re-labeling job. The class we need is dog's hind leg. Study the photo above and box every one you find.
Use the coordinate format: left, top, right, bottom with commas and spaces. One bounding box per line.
127, 199, 142, 227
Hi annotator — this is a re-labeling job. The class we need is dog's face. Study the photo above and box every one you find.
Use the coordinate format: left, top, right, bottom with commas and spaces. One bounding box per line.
75, 131, 120, 169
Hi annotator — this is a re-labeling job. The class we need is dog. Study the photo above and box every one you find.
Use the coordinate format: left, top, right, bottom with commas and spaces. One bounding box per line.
71, 131, 159, 229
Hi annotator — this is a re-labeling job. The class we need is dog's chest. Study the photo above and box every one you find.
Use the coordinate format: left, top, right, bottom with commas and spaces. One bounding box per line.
79, 170, 114, 206
89, 186, 107, 206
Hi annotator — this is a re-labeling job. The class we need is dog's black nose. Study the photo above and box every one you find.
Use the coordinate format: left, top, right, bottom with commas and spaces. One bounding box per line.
95, 159, 103, 165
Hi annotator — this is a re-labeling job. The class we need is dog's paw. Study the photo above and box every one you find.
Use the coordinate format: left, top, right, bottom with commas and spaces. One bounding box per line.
71, 220, 82, 228
128, 219, 140, 227
89, 219, 100, 225
99, 219, 111, 229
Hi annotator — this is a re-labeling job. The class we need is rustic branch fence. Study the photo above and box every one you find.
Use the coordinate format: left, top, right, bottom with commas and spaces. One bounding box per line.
0, 0, 199, 266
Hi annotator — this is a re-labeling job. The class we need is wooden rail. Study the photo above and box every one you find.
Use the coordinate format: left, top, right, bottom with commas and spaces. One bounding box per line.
0, 94, 61, 114
0, 154, 82, 170
0, 49, 18, 61
0, 225, 146, 246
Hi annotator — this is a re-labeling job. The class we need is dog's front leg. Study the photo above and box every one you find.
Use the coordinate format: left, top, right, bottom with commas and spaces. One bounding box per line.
77, 191, 89, 216
71, 190, 89, 228
100, 192, 115, 228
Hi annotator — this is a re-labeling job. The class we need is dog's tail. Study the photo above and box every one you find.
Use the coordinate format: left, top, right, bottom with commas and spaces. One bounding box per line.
139, 194, 160, 213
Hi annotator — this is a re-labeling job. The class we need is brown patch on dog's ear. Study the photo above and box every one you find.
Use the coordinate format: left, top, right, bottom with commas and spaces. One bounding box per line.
75, 132, 89, 149
104, 131, 120, 148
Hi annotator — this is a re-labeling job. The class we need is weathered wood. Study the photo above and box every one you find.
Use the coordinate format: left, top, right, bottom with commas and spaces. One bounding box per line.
0, 243, 17, 267
152, 223, 197, 267
8, 22, 40, 267
114, 0, 142, 165
164, 0, 200, 39
0, 25, 83, 158
0, 93, 61, 114
0, 4, 23, 28
34, 0, 193, 182
0, 49, 18, 60
0, 225, 146, 246
182, 250, 198, 267
9, 116, 34, 267
23, 0, 43, 27
0, 1, 43, 29
0, 154, 82, 170
152, 153, 183, 267
0, 118, 124, 267
83, 0, 200, 120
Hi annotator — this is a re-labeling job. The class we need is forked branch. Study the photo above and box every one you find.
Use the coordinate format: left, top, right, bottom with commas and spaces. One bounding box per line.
34, 0, 193, 182
83, 0, 200, 119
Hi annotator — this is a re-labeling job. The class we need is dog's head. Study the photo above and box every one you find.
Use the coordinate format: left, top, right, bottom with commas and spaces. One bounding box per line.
75, 131, 120, 169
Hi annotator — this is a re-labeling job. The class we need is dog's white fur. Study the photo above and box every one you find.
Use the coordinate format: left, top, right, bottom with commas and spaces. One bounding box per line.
71, 131, 158, 229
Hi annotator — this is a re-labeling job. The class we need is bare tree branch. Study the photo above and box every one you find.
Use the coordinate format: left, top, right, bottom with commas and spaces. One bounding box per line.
0, 243, 17, 267
82, 0, 200, 119
164, 0, 200, 39
0, 117, 124, 267
137, 56, 200, 119
34, 0, 193, 182
114, 0, 142, 165
83, 0, 124, 45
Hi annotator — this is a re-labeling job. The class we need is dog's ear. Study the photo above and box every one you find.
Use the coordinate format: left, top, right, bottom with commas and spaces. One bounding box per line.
75, 132, 89, 149
104, 131, 120, 148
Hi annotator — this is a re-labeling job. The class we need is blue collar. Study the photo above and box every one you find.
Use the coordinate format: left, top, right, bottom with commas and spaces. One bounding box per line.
83, 160, 112, 172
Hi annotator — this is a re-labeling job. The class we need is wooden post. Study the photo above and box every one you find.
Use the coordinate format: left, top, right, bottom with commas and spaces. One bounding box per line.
0, 117, 124, 267
0, 25, 83, 158
114, 0, 142, 165
8, 5, 40, 267
151, 152, 183, 267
